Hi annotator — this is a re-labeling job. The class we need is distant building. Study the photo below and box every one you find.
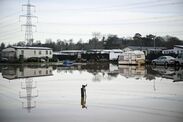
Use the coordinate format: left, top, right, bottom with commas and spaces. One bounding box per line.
162, 45, 183, 54
54, 49, 123, 61
89, 49, 123, 61
162, 49, 174, 54
54, 50, 85, 58
81, 49, 123, 61
55, 50, 86, 55
174, 45, 183, 54
53, 50, 86, 61
100, 49, 123, 61
1, 46, 53, 62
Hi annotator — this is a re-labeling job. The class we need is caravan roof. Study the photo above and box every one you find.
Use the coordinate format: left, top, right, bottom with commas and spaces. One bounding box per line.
123, 50, 144, 55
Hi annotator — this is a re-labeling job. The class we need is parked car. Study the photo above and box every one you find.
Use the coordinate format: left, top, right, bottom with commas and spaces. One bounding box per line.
174, 53, 183, 66
152, 56, 175, 66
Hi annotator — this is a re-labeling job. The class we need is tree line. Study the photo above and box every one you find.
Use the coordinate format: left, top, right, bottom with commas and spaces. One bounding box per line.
0, 33, 183, 51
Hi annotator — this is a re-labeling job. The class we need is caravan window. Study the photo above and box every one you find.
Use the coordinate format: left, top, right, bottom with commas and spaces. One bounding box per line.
39, 70, 42, 74
21, 50, 24, 55
119, 56, 124, 60
46, 70, 48, 75
137, 55, 141, 58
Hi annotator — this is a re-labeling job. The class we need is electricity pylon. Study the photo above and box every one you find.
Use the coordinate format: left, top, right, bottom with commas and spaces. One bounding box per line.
20, 0, 38, 46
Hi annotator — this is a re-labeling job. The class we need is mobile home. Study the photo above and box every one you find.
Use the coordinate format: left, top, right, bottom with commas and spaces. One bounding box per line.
1, 46, 53, 62
118, 51, 145, 65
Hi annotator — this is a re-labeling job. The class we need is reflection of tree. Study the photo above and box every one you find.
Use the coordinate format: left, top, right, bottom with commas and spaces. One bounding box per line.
107, 75, 112, 80
56, 63, 109, 74
54, 64, 183, 82
92, 72, 102, 82
145, 74, 155, 81
144, 66, 157, 80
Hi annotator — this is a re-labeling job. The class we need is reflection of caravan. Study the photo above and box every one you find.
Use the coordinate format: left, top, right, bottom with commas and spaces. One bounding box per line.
118, 51, 145, 65
118, 65, 145, 78
2, 66, 53, 80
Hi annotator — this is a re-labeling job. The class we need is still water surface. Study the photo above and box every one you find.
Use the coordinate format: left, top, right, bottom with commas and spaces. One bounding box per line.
0, 64, 183, 122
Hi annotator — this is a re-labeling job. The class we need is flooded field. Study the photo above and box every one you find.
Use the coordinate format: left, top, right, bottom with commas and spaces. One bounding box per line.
0, 63, 183, 122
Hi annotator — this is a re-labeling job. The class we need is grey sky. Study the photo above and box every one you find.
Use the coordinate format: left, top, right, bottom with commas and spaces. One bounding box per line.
0, 0, 183, 44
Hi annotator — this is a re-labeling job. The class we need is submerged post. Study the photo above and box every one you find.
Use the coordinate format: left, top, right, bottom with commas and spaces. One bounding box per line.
81, 84, 87, 109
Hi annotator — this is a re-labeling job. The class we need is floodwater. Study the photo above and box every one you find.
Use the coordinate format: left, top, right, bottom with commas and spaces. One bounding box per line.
0, 63, 183, 122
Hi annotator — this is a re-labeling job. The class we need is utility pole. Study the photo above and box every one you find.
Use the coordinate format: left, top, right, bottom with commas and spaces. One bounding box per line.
20, 0, 38, 46
154, 37, 157, 52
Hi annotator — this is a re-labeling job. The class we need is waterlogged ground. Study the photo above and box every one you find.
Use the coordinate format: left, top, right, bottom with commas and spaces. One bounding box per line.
0, 64, 183, 122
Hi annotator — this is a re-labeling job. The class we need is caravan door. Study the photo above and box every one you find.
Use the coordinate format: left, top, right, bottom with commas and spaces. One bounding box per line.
128, 54, 132, 64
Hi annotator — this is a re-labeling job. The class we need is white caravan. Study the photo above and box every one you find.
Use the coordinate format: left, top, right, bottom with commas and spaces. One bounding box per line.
118, 51, 145, 65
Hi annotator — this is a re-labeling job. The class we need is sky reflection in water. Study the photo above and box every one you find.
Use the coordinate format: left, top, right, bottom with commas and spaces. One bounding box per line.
0, 64, 183, 122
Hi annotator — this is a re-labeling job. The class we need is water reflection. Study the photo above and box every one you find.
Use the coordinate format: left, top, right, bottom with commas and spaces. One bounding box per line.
19, 78, 38, 113
81, 84, 87, 109
1, 65, 53, 113
0, 64, 183, 122
55, 63, 183, 82
2, 65, 53, 80
151, 66, 183, 82
2, 64, 183, 83
1, 64, 183, 111
118, 65, 145, 79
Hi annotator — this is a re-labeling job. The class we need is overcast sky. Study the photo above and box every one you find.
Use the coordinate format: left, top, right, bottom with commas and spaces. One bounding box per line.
0, 0, 183, 44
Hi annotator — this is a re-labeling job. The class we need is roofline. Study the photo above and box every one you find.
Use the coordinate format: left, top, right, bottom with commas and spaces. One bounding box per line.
174, 45, 183, 49
2, 74, 53, 80
125, 46, 166, 49
9, 46, 52, 50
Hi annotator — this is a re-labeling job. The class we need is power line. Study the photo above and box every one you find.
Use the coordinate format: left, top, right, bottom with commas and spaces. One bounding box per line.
38, 17, 183, 27
0, 11, 21, 23
0, 28, 20, 35
105, 1, 183, 11
0, 30, 22, 39
0, 33, 23, 41
36, 31, 91, 36
47, 1, 183, 12
0, 21, 20, 29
